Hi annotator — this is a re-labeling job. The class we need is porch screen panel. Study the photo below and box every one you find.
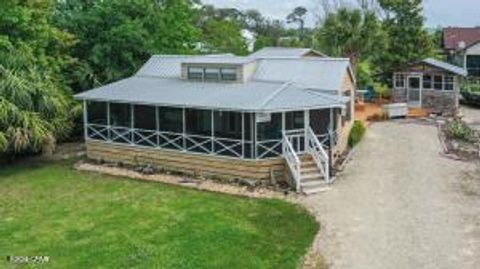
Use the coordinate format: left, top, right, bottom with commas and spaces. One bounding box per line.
134, 105, 157, 147
158, 107, 183, 150
285, 111, 305, 152
86, 101, 108, 140
186, 109, 212, 153
256, 113, 282, 158
310, 108, 336, 147
110, 103, 131, 144
214, 111, 242, 157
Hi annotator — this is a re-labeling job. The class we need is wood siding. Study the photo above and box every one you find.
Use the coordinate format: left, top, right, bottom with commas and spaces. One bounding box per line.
86, 141, 289, 182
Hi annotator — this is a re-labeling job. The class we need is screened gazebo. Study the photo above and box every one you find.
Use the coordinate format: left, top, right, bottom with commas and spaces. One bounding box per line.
75, 53, 355, 193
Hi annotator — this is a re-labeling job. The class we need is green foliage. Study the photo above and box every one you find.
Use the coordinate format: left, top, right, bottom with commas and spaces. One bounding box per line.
315, 8, 385, 66
200, 19, 248, 55
446, 119, 476, 142
375, 0, 434, 76
461, 81, 480, 93
348, 121, 366, 147
0, 1, 76, 156
357, 60, 375, 89
55, 0, 200, 92
0, 162, 319, 269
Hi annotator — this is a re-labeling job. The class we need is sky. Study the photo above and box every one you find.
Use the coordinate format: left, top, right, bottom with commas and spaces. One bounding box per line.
202, 0, 480, 28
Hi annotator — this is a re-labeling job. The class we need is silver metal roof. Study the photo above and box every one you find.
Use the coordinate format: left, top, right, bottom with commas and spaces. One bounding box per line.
76, 53, 352, 112
422, 58, 467, 76
254, 58, 351, 90
75, 76, 347, 112
250, 47, 327, 58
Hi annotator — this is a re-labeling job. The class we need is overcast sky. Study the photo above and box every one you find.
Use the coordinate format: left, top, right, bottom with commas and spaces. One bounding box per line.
202, 0, 480, 28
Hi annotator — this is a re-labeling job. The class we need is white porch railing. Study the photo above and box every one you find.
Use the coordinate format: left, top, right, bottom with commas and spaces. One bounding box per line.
282, 133, 301, 192
307, 127, 330, 184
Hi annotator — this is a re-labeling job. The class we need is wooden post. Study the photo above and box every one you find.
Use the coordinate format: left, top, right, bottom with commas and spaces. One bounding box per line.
83, 100, 88, 142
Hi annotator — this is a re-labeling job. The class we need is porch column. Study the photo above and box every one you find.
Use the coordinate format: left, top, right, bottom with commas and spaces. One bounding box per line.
83, 100, 88, 141
241, 112, 245, 158
304, 110, 310, 151
211, 110, 214, 155
328, 108, 334, 176
281, 112, 286, 154
155, 106, 160, 148
182, 107, 186, 151
107, 102, 111, 141
254, 112, 258, 159
130, 104, 135, 145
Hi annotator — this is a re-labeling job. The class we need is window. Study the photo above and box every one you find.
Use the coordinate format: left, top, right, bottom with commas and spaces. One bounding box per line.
221, 68, 237, 81
467, 55, 480, 77
445, 76, 454, 91
187, 66, 238, 82
394, 74, 405, 88
423, 74, 432, 89
434, 75, 443, 90
187, 67, 203, 80
204, 68, 220, 81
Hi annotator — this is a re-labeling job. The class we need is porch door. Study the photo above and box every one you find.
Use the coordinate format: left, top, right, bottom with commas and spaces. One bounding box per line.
407, 75, 422, 107
284, 111, 305, 153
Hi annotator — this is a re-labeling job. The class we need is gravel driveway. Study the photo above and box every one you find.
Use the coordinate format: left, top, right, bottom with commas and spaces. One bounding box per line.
461, 105, 480, 131
301, 122, 480, 269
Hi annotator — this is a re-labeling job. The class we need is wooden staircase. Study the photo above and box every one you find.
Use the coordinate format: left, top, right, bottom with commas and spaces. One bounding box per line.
299, 155, 329, 195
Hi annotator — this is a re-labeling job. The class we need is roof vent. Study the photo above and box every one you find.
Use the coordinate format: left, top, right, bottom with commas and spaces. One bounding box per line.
458, 41, 466, 49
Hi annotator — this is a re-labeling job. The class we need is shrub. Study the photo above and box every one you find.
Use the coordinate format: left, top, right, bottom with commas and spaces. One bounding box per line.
348, 121, 366, 147
446, 119, 476, 142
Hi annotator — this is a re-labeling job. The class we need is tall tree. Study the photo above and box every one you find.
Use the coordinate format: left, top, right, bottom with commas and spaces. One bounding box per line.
315, 8, 385, 66
287, 6, 308, 34
376, 0, 434, 74
55, 0, 200, 93
200, 19, 248, 55
0, 0, 75, 156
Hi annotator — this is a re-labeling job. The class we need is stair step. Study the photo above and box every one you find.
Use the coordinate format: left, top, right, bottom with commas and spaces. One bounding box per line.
303, 186, 330, 195
301, 167, 319, 174
302, 173, 323, 180
301, 180, 327, 188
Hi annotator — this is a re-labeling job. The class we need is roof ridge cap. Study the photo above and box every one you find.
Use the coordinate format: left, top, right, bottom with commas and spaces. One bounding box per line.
259, 82, 293, 109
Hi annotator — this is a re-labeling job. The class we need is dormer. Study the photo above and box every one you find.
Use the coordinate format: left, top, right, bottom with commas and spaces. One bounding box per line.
180, 58, 257, 83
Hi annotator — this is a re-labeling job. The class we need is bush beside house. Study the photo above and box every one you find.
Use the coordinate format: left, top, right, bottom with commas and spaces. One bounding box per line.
348, 121, 366, 148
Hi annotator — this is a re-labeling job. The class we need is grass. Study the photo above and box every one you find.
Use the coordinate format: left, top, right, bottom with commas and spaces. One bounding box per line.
0, 161, 318, 269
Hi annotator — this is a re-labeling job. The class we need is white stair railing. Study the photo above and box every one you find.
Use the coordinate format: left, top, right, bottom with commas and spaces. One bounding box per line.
282, 133, 302, 192
307, 127, 330, 184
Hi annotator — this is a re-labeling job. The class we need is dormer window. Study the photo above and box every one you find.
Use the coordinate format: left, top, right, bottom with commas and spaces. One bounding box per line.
221, 68, 237, 81
205, 68, 220, 80
186, 66, 237, 82
187, 67, 203, 80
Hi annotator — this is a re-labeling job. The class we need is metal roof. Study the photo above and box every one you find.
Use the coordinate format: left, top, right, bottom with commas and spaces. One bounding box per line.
75, 76, 347, 112
254, 58, 351, 90
250, 47, 327, 58
76, 53, 353, 112
422, 58, 468, 76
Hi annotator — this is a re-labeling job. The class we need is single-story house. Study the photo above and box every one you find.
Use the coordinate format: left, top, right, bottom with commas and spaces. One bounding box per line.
443, 27, 480, 77
392, 58, 467, 114
75, 48, 355, 194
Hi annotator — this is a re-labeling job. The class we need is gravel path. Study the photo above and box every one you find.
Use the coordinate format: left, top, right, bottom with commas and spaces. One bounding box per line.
461, 105, 480, 131
301, 122, 480, 269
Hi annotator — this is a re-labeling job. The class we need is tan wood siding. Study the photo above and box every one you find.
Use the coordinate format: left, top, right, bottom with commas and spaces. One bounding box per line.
86, 141, 289, 182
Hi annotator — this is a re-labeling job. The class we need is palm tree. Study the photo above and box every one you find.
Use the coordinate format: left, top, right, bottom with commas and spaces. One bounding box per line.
0, 44, 75, 156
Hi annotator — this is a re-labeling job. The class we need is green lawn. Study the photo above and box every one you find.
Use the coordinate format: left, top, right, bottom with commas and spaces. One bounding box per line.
0, 161, 318, 269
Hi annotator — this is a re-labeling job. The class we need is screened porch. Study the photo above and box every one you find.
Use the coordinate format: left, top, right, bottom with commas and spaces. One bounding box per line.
84, 101, 339, 160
